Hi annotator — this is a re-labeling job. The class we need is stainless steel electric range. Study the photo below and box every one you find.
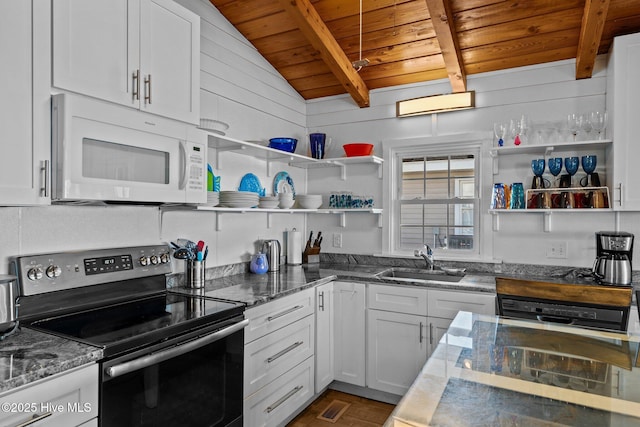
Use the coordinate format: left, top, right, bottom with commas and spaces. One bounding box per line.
12, 245, 246, 427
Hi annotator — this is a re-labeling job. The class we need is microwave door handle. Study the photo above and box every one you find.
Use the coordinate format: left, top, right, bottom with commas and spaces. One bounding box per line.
105, 319, 249, 379
178, 141, 187, 190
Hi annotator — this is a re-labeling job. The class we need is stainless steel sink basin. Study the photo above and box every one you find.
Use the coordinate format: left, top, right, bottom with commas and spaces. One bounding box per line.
375, 267, 464, 283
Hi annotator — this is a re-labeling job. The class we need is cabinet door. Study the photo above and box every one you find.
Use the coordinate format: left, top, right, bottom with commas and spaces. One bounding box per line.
608, 33, 640, 210
139, 0, 199, 124
315, 282, 334, 392
427, 316, 452, 356
52, 0, 139, 107
333, 281, 366, 386
367, 309, 428, 395
0, 0, 49, 205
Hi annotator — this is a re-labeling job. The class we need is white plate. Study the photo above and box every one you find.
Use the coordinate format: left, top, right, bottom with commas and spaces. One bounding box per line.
273, 171, 296, 196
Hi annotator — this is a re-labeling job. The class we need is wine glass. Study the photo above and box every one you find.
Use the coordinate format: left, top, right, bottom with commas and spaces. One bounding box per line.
567, 113, 579, 141
548, 157, 563, 187
509, 118, 522, 146
531, 158, 546, 189
581, 155, 597, 186
493, 122, 507, 147
590, 111, 607, 140
564, 157, 579, 187
578, 114, 592, 140
519, 115, 531, 144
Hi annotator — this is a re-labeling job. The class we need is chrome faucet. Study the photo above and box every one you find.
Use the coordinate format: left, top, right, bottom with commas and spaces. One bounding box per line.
414, 244, 435, 270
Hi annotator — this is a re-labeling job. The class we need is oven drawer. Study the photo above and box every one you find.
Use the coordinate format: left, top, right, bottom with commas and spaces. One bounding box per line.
0, 363, 98, 427
244, 314, 314, 397
244, 357, 314, 427
244, 289, 314, 343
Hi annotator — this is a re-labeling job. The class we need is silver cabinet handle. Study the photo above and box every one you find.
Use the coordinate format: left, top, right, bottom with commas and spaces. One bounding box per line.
144, 74, 152, 104
105, 319, 249, 378
265, 385, 303, 413
618, 182, 623, 207
267, 305, 303, 322
419, 322, 424, 343
319, 291, 324, 311
429, 323, 433, 345
266, 341, 303, 363
14, 412, 52, 427
39, 160, 49, 198
132, 69, 140, 101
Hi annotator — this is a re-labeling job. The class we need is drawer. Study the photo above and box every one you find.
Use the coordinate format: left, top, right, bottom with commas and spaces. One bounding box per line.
368, 284, 427, 315
0, 363, 98, 427
428, 289, 496, 318
245, 289, 314, 343
244, 357, 314, 427
244, 315, 315, 397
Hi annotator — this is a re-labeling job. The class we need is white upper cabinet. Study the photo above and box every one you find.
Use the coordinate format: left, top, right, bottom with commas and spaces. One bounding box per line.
607, 32, 640, 210
0, 0, 50, 205
53, 0, 199, 124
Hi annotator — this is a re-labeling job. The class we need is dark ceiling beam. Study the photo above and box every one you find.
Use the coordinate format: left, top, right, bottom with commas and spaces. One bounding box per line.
277, 0, 370, 107
424, 0, 466, 92
576, 0, 610, 79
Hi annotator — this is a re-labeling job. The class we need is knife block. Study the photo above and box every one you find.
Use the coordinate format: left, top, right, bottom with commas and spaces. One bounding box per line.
303, 247, 320, 264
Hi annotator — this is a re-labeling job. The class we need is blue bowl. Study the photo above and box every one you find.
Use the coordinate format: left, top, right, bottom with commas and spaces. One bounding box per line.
269, 137, 298, 153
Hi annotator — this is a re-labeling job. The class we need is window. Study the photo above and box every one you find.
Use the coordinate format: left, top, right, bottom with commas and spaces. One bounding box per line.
387, 141, 481, 257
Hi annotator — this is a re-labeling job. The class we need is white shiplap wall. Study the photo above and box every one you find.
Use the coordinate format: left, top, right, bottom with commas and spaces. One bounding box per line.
305, 56, 640, 268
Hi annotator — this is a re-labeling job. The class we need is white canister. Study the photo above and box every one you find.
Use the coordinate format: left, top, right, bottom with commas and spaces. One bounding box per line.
287, 229, 302, 265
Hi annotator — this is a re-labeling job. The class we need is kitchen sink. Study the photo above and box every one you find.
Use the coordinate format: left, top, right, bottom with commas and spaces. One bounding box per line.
375, 267, 465, 283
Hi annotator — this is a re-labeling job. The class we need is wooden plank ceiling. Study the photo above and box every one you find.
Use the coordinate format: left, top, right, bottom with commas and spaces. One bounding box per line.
209, 0, 640, 107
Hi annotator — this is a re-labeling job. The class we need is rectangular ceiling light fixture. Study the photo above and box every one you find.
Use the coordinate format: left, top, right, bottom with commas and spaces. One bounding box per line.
396, 91, 475, 117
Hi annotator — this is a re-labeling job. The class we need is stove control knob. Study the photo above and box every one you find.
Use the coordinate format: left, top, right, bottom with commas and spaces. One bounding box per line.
160, 253, 170, 264
45, 265, 62, 279
150, 255, 159, 265
27, 267, 43, 281
139, 256, 149, 266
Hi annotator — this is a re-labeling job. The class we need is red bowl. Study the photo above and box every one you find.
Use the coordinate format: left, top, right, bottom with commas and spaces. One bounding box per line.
343, 143, 374, 157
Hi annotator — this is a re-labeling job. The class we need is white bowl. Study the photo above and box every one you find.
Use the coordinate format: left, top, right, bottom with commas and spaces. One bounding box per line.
259, 201, 280, 209
297, 199, 322, 209
279, 198, 295, 209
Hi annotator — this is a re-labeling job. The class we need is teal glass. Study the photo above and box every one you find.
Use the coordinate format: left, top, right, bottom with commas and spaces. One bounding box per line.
510, 183, 525, 209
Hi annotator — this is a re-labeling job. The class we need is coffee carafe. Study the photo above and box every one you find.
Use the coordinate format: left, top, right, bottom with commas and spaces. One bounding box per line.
592, 231, 634, 285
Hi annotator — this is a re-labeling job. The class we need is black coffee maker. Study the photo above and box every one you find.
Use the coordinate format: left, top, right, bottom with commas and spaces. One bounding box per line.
593, 231, 634, 285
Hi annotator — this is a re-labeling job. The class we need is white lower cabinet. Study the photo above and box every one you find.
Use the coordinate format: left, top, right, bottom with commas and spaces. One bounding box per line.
243, 288, 315, 427
333, 281, 366, 387
244, 357, 314, 427
0, 363, 98, 427
315, 282, 334, 393
366, 309, 428, 395
629, 306, 640, 335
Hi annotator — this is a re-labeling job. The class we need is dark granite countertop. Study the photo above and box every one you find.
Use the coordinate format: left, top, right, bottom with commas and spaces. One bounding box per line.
169, 263, 497, 307
0, 327, 102, 394
385, 311, 640, 426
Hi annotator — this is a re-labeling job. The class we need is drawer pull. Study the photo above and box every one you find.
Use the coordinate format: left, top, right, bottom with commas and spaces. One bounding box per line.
419, 322, 424, 343
267, 341, 304, 363
15, 412, 52, 427
319, 291, 325, 311
265, 385, 303, 413
267, 305, 303, 322
429, 323, 433, 345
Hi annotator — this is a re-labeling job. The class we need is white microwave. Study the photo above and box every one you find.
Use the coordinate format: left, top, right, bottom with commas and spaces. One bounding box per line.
51, 94, 206, 204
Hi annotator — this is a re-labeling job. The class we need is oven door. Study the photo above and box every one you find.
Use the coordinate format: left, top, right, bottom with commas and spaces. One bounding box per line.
51, 93, 205, 204
100, 316, 247, 427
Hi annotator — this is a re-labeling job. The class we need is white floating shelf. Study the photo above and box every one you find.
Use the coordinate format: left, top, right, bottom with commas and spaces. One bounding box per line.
289, 155, 384, 180
489, 139, 612, 157
489, 208, 612, 232
310, 208, 384, 227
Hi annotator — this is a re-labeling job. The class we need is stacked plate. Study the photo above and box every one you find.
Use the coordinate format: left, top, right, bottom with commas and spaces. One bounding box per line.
259, 196, 279, 209
206, 191, 220, 207
219, 191, 259, 208
296, 194, 323, 209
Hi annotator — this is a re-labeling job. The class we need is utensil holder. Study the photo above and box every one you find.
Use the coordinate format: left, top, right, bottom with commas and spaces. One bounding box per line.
187, 260, 205, 288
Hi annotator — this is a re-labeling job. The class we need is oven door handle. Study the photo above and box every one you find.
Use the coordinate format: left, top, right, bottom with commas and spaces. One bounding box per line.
536, 315, 576, 325
105, 318, 249, 379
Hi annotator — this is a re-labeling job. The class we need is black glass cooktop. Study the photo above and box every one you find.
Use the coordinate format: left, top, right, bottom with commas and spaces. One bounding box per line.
29, 292, 245, 357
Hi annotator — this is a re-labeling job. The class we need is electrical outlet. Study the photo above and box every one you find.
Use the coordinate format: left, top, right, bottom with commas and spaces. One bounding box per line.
546, 241, 568, 259
333, 233, 343, 248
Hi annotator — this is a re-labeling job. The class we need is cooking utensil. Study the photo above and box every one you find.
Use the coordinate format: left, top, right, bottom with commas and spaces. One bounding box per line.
313, 231, 322, 247
306, 231, 313, 250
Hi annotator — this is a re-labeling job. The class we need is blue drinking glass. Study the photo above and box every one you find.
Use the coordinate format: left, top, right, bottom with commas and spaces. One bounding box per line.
548, 158, 563, 187
564, 157, 579, 187
581, 155, 597, 174
531, 159, 545, 177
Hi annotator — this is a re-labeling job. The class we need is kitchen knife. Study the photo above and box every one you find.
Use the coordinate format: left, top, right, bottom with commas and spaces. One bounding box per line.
317, 236, 322, 248
313, 231, 322, 247
306, 231, 313, 250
